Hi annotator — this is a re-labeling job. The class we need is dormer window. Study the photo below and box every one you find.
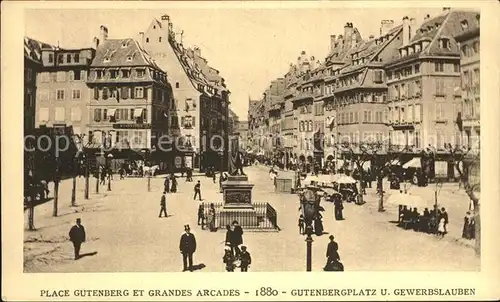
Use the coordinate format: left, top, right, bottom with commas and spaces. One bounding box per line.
126, 56, 133, 62
461, 20, 469, 30
96, 70, 103, 79
439, 38, 450, 50
122, 69, 130, 78
104, 57, 110, 63
110, 70, 118, 79
122, 41, 128, 48
415, 43, 421, 52
136, 69, 145, 78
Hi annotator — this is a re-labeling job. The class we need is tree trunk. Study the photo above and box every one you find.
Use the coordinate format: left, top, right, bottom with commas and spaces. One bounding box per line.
378, 176, 384, 212
71, 176, 76, 206
28, 193, 35, 230
53, 180, 59, 217
474, 203, 480, 257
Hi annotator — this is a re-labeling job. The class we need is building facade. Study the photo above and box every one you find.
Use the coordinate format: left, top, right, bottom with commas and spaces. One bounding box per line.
35, 44, 96, 142
86, 26, 174, 169
454, 13, 480, 154
142, 15, 230, 172
247, 8, 479, 174
236, 120, 249, 151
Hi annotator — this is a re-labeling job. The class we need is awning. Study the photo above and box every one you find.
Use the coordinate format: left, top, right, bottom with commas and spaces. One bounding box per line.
134, 108, 144, 118
107, 108, 116, 117
389, 159, 401, 166
402, 157, 421, 169
386, 192, 434, 208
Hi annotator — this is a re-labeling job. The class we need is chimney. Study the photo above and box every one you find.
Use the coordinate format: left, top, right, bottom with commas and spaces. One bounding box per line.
442, 7, 451, 13
410, 18, 417, 39
344, 22, 353, 43
93, 37, 100, 49
351, 29, 357, 47
380, 20, 394, 36
99, 25, 108, 42
310, 56, 316, 69
338, 34, 344, 47
330, 35, 336, 51
193, 46, 201, 57
139, 32, 144, 47
402, 16, 410, 46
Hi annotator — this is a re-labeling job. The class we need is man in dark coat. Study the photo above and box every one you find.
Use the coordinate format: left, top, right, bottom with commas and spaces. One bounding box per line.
179, 225, 196, 271
325, 235, 343, 271
239, 245, 252, 272
69, 218, 86, 260
159, 192, 167, 218
164, 176, 170, 193
440, 207, 449, 233
231, 221, 244, 258
193, 180, 202, 201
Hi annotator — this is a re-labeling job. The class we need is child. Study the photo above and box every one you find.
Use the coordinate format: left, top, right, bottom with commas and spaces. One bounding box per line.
298, 214, 305, 235
239, 245, 252, 272
223, 246, 236, 272
437, 217, 446, 237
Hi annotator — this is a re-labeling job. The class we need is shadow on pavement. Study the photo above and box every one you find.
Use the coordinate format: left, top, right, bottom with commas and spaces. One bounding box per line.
79, 251, 98, 259
191, 263, 206, 271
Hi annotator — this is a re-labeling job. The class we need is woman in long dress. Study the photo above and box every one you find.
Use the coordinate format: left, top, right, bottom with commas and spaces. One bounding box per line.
207, 203, 216, 232
314, 212, 324, 236
170, 175, 177, 193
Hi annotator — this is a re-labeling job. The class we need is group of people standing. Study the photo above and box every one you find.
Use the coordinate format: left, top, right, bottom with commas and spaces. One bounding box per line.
197, 203, 217, 232
222, 221, 251, 272
398, 204, 449, 237
163, 174, 178, 193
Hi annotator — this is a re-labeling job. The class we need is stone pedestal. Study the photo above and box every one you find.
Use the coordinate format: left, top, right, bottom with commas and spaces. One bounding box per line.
219, 175, 260, 228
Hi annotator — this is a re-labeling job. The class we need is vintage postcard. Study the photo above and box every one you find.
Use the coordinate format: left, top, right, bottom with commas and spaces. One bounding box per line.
2, 0, 499, 301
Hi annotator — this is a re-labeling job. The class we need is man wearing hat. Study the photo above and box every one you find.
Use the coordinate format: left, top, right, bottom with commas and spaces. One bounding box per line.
68, 218, 86, 260
179, 225, 197, 271
239, 245, 252, 272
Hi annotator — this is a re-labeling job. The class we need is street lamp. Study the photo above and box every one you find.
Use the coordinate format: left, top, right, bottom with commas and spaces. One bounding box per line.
301, 188, 318, 272
107, 153, 113, 191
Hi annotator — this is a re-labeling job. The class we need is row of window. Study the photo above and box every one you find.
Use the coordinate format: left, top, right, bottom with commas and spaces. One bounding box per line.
337, 110, 385, 125
388, 104, 422, 124
88, 130, 146, 147
387, 64, 420, 80
38, 107, 82, 122
389, 130, 421, 149
39, 89, 82, 101
39, 70, 86, 83
391, 80, 422, 100
94, 68, 146, 80
462, 68, 480, 90
93, 108, 148, 122
48, 52, 81, 64
93, 86, 148, 100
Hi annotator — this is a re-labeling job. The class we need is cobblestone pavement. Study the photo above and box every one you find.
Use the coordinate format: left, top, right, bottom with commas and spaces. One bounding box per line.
24, 166, 479, 272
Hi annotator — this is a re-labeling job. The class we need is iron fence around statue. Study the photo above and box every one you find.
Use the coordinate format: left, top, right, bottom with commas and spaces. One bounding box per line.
201, 202, 280, 232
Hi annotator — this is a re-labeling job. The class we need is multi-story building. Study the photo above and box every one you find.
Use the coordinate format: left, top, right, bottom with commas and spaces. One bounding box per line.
35, 43, 96, 142
24, 37, 45, 179
385, 9, 478, 152
86, 25, 174, 170
228, 107, 239, 136
454, 13, 480, 153
142, 15, 230, 172
247, 98, 263, 154
236, 120, 249, 151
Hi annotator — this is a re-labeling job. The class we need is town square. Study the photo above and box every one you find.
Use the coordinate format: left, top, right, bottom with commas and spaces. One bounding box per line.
22, 7, 480, 272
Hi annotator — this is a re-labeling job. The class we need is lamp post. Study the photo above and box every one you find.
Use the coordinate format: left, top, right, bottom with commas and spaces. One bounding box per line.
71, 152, 78, 207
107, 153, 113, 191
84, 153, 89, 199
52, 156, 60, 217
301, 189, 317, 272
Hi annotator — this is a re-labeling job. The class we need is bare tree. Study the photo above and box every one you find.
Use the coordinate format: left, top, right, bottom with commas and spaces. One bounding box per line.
444, 143, 480, 256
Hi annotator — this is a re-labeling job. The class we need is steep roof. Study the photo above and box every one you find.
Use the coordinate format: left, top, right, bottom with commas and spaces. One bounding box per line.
24, 36, 55, 63
91, 38, 161, 69
325, 28, 363, 65
413, 10, 479, 56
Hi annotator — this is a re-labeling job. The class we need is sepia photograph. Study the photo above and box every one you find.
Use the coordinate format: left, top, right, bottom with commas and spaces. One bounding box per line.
20, 6, 484, 274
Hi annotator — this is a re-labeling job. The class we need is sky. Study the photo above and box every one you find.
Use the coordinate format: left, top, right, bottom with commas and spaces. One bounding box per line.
25, 7, 445, 120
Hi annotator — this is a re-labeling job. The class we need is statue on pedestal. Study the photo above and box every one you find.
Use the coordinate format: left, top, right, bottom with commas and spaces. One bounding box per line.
228, 135, 245, 176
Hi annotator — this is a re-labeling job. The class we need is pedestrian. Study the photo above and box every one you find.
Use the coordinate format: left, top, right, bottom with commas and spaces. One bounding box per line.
219, 173, 225, 193
223, 246, 235, 272
324, 235, 343, 271
334, 197, 344, 220
212, 171, 216, 184
462, 211, 475, 239
159, 192, 168, 218
437, 217, 446, 237
224, 224, 234, 254
232, 220, 244, 258
68, 218, 86, 260
314, 211, 324, 236
193, 180, 202, 201
170, 175, 177, 193
179, 224, 196, 272
119, 167, 125, 180
239, 245, 252, 272
440, 207, 449, 234
207, 203, 216, 232
298, 214, 305, 235
100, 167, 106, 185
197, 204, 205, 229
164, 176, 170, 193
